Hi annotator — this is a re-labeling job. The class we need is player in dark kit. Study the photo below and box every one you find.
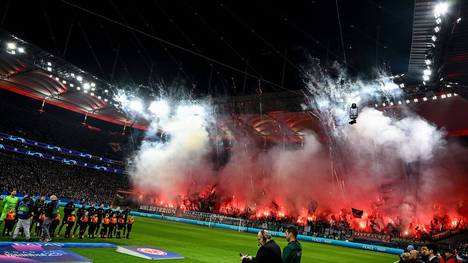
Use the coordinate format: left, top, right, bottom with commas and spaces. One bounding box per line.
73, 206, 85, 237
58, 201, 75, 236
31, 196, 45, 236
95, 204, 105, 236
126, 216, 135, 239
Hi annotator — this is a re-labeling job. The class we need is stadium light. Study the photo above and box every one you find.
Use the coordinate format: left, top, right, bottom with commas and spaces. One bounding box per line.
104, 89, 109, 93
76, 87, 81, 91
83, 83, 90, 90
441, 94, 446, 99
17, 47, 25, 53
6, 42, 16, 50
98, 96, 102, 99
398, 101, 402, 105
47, 62, 52, 66
47, 67, 52, 72
70, 83, 74, 87
90, 92, 95, 96
91, 82, 96, 87
414, 98, 419, 103
148, 100, 170, 118
423, 97, 428, 101
382, 103, 386, 107
432, 96, 437, 100
84, 90, 88, 94
454, 93, 458, 96
62, 80, 67, 84
447, 93, 452, 97
436, 18, 442, 24
406, 100, 410, 104
425, 59, 432, 65
390, 102, 394, 106
104, 98, 108, 102
423, 75, 430, 81
76, 75, 83, 82
431, 35, 437, 42
374, 104, 378, 107
434, 2, 449, 17
457, 18, 462, 23
423, 68, 432, 76
434, 26, 440, 32
91, 87, 96, 91
399, 83, 405, 88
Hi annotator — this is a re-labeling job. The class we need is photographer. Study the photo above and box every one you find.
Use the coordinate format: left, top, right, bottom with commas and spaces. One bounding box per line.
241, 230, 282, 263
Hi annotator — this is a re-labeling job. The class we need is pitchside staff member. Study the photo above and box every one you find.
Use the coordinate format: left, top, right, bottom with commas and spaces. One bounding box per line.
283, 226, 302, 263
241, 230, 282, 263
41, 195, 59, 242
58, 201, 75, 235
13, 194, 34, 241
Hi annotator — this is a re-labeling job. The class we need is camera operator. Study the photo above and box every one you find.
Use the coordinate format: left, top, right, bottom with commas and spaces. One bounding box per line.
241, 230, 282, 263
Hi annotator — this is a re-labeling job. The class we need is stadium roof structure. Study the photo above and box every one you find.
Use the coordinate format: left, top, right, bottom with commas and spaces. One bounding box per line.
1, 0, 468, 140
0, 30, 148, 130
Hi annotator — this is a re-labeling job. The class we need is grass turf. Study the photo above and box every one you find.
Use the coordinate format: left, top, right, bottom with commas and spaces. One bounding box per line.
0, 211, 398, 262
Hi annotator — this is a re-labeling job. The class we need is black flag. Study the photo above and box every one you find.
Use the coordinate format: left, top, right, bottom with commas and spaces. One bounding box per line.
352, 208, 364, 218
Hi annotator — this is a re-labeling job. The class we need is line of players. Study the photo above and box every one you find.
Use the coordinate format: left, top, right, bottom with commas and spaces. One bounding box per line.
2, 195, 135, 240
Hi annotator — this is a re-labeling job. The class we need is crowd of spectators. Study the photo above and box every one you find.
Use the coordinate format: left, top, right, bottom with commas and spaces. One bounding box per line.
0, 152, 129, 205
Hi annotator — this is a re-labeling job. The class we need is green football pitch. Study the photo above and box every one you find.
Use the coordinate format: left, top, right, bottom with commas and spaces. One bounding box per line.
0, 212, 398, 262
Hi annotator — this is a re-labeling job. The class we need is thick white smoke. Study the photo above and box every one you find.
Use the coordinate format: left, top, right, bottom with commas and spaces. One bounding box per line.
130, 102, 213, 200
343, 108, 444, 163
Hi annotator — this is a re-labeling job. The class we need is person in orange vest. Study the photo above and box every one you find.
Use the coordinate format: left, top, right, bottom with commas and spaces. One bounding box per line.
101, 214, 110, 238
108, 214, 117, 238
78, 211, 89, 239
49, 214, 61, 238
126, 216, 135, 239
2, 209, 16, 236
116, 215, 125, 238
88, 214, 98, 238
64, 212, 76, 238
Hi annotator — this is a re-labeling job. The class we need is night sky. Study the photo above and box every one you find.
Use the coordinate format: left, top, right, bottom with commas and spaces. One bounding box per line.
0, 0, 414, 96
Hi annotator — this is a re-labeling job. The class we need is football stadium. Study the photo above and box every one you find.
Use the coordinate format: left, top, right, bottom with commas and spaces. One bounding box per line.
0, 0, 467, 262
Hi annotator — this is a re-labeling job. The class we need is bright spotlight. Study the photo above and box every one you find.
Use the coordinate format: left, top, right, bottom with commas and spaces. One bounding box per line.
83, 83, 90, 90
423, 97, 428, 101
434, 26, 440, 32
91, 82, 96, 87
76, 75, 83, 82
441, 94, 446, 99
406, 100, 411, 104
423, 69, 432, 76
6, 42, 16, 50
457, 18, 462, 23
431, 35, 437, 42
47, 67, 52, 72
423, 75, 430, 81
399, 83, 405, 88
434, 2, 449, 17
425, 59, 432, 65
47, 62, 52, 66
148, 100, 170, 118
17, 47, 25, 53
129, 100, 144, 112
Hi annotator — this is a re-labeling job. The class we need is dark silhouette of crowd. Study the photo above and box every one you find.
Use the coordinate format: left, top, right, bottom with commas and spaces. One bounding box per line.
0, 152, 129, 205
